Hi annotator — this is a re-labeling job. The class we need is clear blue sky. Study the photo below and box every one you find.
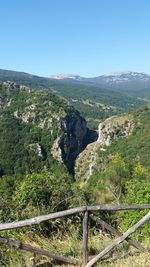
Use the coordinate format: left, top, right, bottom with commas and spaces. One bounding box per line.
0, 0, 150, 77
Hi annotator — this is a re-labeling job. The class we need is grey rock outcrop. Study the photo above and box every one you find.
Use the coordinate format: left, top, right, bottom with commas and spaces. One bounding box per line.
97, 116, 134, 146
59, 107, 98, 174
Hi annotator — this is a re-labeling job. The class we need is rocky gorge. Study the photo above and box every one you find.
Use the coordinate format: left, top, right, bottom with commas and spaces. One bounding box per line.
75, 114, 134, 181
52, 107, 98, 174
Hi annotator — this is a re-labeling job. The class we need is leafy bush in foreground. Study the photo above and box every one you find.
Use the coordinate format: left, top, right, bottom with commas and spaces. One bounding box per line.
119, 178, 150, 240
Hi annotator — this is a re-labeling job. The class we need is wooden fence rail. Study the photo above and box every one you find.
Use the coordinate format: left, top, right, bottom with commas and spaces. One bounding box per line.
86, 211, 150, 267
0, 204, 150, 267
89, 214, 146, 252
0, 237, 82, 266
0, 204, 150, 232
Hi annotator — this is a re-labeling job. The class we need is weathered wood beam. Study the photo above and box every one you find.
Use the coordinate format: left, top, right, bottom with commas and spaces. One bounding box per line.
90, 214, 146, 252
83, 211, 88, 266
0, 205, 150, 232
0, 237, 81, 266
86, 211, 150, 267
87, 204, 150, 212
0, 206, 87, 231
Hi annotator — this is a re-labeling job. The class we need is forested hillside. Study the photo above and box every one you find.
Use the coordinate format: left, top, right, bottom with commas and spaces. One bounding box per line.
1, 0, 150, 265
79, 106, 150, 240
0, 81, 68, 177
0, 80, 149, 267
0, 69, 145, 129
78, 105, 150, 195
0, 82, 90, 234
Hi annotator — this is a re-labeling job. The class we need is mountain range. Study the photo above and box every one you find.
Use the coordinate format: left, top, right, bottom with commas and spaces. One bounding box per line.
0, 69, 150, 129
1, 68, 150, 90
1, 69, 150, 97
49, 71, 150, 85
49, 71, 150, 97
1, 68, 150, 86
0, 68, 150, 267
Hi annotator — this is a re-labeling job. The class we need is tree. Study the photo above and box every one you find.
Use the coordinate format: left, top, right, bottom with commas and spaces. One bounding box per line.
103, 154, 129, 203
13, 170, 73, 219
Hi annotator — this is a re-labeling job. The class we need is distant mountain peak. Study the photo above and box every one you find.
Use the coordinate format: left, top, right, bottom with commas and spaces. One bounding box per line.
94, 71, 150, 85
104, 71, 150, 77
49, 71, 150, 84
49, 73, 81, 80
108, 71, 132, 76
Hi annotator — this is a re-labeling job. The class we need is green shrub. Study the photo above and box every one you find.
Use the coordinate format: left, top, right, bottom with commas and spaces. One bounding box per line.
119, 179, 150, 240
13, 170, 73, 218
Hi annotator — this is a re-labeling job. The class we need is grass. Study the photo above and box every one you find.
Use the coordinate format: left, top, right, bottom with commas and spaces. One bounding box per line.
98, 251, 150, 267
0, 227, 149, 267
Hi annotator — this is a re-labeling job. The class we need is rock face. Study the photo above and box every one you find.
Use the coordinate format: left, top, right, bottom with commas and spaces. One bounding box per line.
97, 115, 134, 146
3, 81, 29, 90
59, 107, 98, 174
75, 114, 134, 181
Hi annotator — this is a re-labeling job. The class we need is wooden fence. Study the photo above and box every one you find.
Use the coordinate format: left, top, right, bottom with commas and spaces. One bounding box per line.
0, 204, 150, 267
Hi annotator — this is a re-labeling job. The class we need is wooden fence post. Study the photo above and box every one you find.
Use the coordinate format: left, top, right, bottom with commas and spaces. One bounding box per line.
0, 204, 150, 267
83, 210, 88, 266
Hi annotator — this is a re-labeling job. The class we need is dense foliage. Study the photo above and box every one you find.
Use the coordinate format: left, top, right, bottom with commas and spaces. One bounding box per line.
85, 106, 150, 238
97, 105, 150, 168
0, 83, 67, 176
0, 82, 89, 226
0, 79, 150, 267
120, 178, 150, 239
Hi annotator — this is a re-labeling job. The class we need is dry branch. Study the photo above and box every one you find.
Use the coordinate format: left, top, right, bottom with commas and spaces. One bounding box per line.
86, 211, 150, 267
